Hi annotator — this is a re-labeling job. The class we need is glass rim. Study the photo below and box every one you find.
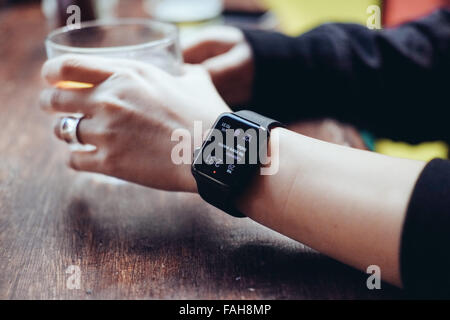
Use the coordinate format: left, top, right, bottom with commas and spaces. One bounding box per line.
45, 18, 179, 54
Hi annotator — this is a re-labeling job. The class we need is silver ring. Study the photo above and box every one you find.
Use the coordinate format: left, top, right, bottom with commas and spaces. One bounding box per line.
60, 116, 83, 144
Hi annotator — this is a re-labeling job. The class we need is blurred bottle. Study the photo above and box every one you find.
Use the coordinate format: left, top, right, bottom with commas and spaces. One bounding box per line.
144, 0, 223, 23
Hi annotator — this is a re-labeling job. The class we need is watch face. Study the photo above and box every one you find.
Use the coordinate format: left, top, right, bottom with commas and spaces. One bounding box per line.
193, 113, 265, 187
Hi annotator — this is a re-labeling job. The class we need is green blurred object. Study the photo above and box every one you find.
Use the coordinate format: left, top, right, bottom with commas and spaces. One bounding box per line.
262, 0, 382, 35
361, 131, 376, 151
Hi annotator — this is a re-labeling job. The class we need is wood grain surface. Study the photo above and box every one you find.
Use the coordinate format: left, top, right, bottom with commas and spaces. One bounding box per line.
0, 1, 405, 299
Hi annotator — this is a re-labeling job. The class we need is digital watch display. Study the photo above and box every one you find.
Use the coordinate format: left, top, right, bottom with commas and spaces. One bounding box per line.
192, 113, 262, 188
192, 110, 282, 218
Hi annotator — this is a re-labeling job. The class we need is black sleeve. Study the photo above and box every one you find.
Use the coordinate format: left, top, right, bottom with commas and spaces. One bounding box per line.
401, 158, 450, 298
241, 8, 450, 144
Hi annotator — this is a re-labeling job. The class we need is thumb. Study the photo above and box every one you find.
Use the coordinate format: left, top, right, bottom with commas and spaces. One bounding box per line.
202, 43, 252, 75
182, 26, 243, 64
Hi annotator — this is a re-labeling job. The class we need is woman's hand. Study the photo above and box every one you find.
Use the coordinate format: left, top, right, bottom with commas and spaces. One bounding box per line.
40, 54, 231, 192
182, 26, 254, 106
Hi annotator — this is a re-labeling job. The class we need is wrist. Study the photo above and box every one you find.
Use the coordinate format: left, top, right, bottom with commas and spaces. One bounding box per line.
179, 104, 232, 193
190, 112, 287, 215
236, 127, 294, 222
179, 163, 198, 193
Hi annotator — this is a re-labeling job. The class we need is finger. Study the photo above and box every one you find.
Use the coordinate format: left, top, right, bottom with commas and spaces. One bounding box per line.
40, 88, 96, 115
42, 54, 157, 86
183, 40, 228, 64
53, 116, 99, 146
69, 149, 101, 173
202, 43, 251, 74
180, 63, 210, 78
182, 27, 241, 64
42, 54, 117, 86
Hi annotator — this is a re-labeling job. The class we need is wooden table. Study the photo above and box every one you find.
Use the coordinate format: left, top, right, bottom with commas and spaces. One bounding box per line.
0, 2, 404, 299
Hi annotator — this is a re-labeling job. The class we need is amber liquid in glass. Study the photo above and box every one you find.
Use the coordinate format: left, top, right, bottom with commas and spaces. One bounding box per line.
55, 81, 94, 89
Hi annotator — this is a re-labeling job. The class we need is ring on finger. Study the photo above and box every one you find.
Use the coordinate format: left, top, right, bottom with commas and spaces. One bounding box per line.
58, 116, 84, 145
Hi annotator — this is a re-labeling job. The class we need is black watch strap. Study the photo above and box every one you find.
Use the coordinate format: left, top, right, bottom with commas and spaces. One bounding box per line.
234, 110, 282, 132
194, 110, 283, 218
194, 172, 246, 218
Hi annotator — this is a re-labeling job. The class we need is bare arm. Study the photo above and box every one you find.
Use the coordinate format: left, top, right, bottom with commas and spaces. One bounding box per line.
238, 128, 426, 287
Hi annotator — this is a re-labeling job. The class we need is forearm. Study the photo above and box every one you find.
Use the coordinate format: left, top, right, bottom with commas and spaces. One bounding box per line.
238, 128, 426, 286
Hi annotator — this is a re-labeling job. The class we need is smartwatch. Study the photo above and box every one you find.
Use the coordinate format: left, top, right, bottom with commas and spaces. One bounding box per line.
191, 110, 283, 218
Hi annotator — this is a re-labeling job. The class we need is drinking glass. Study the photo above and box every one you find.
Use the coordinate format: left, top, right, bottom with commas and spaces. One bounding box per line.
46, 18, 182, 76
45, 18, 183, 183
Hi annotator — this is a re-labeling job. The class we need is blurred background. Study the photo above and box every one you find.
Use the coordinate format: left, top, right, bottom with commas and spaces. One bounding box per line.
1, 0, 449, 160
2, 0, 448, 31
